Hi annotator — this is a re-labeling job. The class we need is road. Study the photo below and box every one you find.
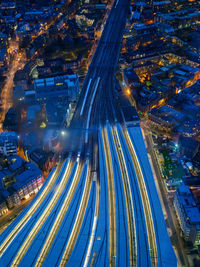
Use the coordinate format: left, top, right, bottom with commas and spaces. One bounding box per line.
0, 53, 26, 126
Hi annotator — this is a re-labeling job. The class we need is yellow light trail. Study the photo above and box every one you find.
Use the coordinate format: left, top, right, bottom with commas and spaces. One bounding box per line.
112, 125, 136, 266
10, 160, 74, 266
83, 172, 99, 267
124, 128, 158, 267
59, 161, 91, 266
35, 161, 83, 267
0, 161, 65, 257
101, 127, 117, 267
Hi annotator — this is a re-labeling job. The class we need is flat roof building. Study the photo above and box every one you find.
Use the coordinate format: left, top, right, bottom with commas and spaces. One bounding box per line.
174, 183, 200, 247
0, 132, 18, 157
34, 74, 79, 103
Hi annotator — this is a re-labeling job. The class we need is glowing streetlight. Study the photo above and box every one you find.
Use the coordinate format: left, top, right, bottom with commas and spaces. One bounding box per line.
126, 89, 131, 96
61, 130, 65, 136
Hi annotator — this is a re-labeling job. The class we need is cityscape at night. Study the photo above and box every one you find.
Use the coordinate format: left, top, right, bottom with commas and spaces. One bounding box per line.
0, 0, 200, 266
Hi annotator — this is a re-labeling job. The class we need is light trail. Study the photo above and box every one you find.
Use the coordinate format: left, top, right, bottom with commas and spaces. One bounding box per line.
115, 0, 119, 8
124, 127, 158, 266
101, 127, 117, 266
112, 125, 136, 266
10, 160, 74, 266
0, 160, 67, 258
80, 78, 92, 116
83, 165, 100, 267
35, 161, 83, 267
83, 216, 98, 267
87, 129, 110, 266
0, 1, 171, 266
116, 123, 152, 266
59, 161, 91, 266
85, 77, 101, 143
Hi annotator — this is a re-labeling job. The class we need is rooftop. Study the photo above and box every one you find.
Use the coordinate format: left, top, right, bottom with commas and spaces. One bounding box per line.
177, 183, 200, 224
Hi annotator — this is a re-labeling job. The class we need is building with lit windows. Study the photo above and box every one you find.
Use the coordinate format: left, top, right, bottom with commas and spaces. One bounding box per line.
0, 155, 43, 209
0, 197, 8, 217
0, 132, 18, 157
0, 32, 8, 49
34, 73, 79, 102
174, 183, 200, 247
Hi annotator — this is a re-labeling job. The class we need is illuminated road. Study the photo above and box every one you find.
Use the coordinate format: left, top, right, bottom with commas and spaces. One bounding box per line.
0, 0, 70, 127
0, 0, 177, 266
0, 54, 26, 126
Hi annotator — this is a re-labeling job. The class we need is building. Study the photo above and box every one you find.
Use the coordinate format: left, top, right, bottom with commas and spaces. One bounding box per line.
138, 89, 160, 112
174, 183, 200, 247
27, 148, 53, 171
0, 132, 18, 156
37, 56, 83, 77
0, 196, 8, 216
34, 74, 79, 102
123, 67, 141, 89
26, 105, 41, 122
3, 108, 19, 131
148, 105, 185, 133
178, 136, 199, 159
13, 70, 29, 91
0, 155, 43, 208
0, 48, 8, 67
0, 32, 8, 49
152, 1, 171, 12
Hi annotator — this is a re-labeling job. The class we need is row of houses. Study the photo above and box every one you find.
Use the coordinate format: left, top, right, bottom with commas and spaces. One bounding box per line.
0, 155, 44, 216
